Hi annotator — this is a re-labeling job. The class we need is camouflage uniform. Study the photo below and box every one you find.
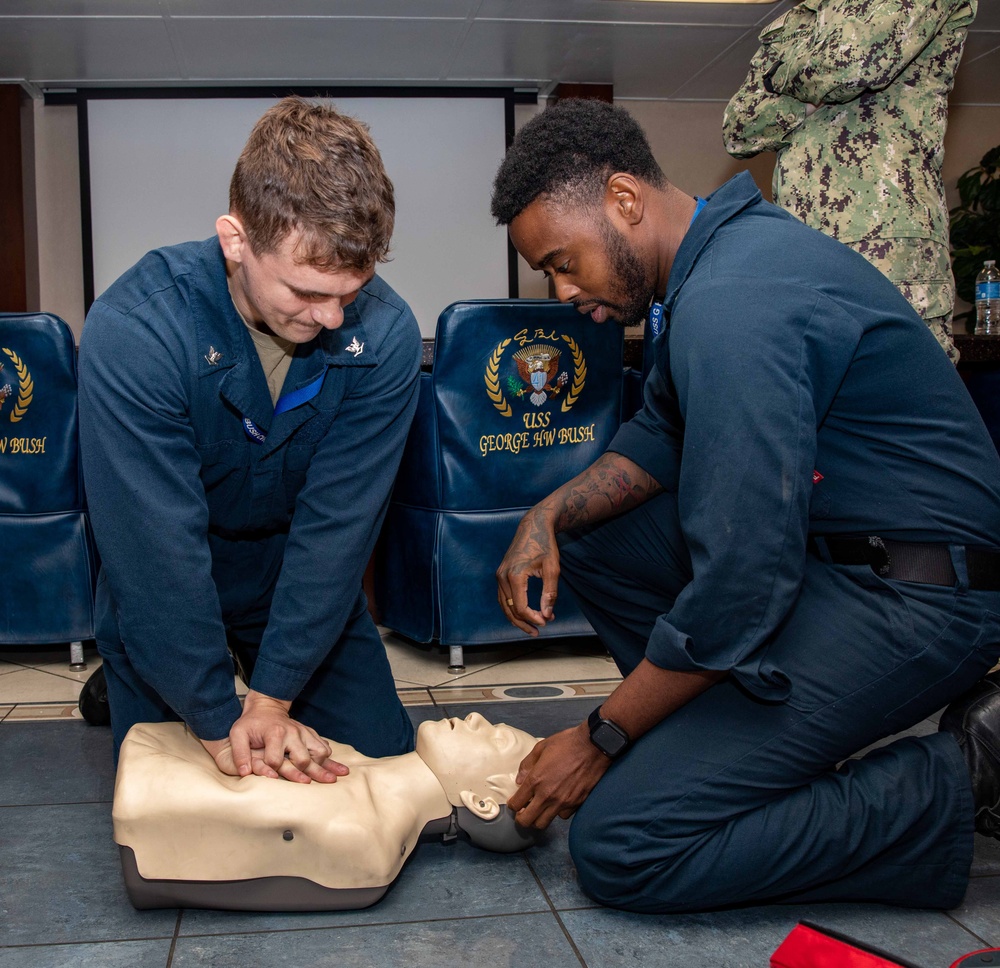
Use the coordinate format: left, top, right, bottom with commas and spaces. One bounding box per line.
723, 0, 977, 363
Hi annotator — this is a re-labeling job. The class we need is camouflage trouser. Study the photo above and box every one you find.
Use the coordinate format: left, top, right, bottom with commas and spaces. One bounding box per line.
852, 237, 958, 364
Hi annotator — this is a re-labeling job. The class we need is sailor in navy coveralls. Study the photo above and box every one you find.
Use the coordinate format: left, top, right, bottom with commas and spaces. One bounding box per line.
490, 99, 1000, 912
79, 98, 420, 783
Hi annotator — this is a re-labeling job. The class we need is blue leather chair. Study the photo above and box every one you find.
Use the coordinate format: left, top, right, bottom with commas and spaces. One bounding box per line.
375, 299, 626, 669
0, 313, 97, 649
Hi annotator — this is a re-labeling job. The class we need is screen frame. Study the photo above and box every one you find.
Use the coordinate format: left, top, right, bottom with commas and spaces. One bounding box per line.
46, 85, 536, 319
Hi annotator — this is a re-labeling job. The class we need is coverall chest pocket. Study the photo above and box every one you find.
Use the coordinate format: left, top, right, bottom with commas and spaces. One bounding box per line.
197, 440, 254, 528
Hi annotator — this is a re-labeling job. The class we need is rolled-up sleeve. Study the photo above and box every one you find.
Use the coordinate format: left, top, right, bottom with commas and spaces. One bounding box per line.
620, 283, 857, 687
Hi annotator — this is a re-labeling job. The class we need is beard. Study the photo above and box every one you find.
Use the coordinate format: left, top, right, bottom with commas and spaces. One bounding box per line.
597, 218, 656, 328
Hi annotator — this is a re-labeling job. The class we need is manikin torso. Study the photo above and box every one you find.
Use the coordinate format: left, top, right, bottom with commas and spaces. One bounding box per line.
112, 715, 539, 909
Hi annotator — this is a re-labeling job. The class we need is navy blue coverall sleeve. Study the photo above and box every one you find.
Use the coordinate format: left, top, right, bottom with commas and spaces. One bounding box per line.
79, 298, 241, 739
610, 281, 861, 684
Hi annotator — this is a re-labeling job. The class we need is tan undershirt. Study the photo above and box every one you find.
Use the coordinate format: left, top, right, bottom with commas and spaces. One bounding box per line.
228, 288, 295, 407
247, 326, 295, 407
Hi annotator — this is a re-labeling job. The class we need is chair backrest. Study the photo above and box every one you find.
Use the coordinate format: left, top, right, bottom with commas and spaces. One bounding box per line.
0, 313, 83, 513
0, 313, 96, 645
415, 299, 625, 511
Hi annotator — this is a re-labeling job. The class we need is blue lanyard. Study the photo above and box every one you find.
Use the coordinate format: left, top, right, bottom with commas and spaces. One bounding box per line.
243, 371, 326, 444
648, 196, 707, 338
648, 302, 667, 338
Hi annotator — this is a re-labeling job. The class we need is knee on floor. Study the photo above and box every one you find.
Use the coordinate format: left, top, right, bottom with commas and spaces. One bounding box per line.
568, 813, 698, 914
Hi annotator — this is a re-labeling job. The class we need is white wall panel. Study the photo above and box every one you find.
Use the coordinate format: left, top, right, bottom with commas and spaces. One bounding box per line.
86, 95, 510, 335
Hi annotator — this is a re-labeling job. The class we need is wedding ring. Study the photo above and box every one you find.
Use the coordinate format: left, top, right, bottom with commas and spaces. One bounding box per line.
506, 598, 514, 607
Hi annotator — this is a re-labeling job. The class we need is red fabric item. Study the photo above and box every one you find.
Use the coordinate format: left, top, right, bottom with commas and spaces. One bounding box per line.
771, 922, 920, 968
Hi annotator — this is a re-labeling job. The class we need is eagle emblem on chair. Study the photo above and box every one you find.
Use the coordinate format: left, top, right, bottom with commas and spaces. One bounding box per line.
485, 334, 587, 418
511, 344, 569, 407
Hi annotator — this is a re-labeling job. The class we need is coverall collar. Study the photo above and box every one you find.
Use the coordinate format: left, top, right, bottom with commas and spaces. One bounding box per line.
190, 237, 378, 447
662, 171, 763, 315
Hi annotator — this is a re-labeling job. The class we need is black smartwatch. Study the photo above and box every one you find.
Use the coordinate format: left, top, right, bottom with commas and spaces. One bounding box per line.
587, 705, 631, 759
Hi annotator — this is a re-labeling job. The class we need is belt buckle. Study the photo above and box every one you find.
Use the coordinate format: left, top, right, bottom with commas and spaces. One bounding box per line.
868, 536, 891, 577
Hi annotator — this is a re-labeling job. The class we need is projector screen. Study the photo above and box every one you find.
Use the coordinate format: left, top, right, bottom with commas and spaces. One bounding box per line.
83, 93, 515, 337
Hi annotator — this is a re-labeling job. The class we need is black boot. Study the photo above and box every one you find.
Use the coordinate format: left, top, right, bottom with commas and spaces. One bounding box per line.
78, 665, 110, 727
939, 671, 1000, 837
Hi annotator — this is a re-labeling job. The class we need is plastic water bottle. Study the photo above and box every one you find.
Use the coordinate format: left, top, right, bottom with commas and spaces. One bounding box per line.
975, 259, 1000, 335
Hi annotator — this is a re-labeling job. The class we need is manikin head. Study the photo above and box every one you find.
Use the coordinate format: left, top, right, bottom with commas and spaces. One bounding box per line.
490, 98, 667, 328
416, 713, 541, 852
216, 96, 395, 343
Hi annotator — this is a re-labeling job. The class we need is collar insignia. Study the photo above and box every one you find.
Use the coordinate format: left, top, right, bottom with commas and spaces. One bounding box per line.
346, 337, 364, 358
204, 346, 223, 366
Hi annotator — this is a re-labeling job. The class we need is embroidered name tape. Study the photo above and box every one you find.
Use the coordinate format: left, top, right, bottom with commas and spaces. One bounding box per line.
243, 371, 326, 444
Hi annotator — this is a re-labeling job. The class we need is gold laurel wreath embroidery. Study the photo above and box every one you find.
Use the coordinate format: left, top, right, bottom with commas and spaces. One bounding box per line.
560, 334, 586, 413
1, 348, 33, 422
485, 338, 512, 417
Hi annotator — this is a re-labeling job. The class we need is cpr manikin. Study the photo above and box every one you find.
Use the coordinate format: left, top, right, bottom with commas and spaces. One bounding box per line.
113, 713, 540, 911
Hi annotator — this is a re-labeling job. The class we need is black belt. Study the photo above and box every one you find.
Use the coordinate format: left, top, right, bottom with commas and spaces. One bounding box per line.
808, 535, 1000, 591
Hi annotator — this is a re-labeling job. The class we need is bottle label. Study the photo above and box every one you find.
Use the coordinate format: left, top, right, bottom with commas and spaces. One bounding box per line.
977, 282, 1000, 300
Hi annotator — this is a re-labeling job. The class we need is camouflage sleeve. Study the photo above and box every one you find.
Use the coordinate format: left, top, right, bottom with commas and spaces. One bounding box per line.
723, 51, 808, 157
767, 0, 976, 105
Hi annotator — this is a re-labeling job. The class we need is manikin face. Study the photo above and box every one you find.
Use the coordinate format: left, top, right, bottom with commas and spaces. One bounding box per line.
217, 216, 373, 344
509, 196, 655, 329
416, 713, 539, 808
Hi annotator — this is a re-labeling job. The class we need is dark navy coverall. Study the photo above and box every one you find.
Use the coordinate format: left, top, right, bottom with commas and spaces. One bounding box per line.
561, 173, 1000, 912
78, 238, 420, 757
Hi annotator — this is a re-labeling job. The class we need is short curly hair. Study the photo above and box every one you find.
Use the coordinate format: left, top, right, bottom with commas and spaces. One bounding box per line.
491, 99, 665, 226
230, 96, 394, 270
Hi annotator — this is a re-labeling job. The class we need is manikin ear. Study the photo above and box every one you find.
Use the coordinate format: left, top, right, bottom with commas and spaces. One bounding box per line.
605, 173, 644, 226
215, 214, 249, 264
459, 789, 501, 821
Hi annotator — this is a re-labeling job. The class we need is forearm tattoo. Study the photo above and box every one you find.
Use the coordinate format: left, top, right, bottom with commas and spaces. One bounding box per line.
555, 454, 662, 531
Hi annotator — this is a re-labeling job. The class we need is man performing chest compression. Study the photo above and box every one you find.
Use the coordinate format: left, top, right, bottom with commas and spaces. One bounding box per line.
489, 98, 1000, 913
79, 97, 421, 781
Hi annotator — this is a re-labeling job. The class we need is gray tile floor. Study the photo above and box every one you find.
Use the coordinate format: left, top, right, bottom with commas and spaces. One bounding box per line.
4, 703, 1000, 967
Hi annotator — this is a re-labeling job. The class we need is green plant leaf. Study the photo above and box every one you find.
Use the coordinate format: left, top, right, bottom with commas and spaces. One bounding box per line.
950, 142, 1000, 310
981, 145, 1000, 172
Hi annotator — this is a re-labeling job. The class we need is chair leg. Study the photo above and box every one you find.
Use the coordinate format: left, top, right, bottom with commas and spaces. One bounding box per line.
447, 645, 465, 674
69, 641, 88, 671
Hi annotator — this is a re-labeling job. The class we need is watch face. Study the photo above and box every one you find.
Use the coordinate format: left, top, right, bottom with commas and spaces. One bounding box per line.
592, 721, 629, 757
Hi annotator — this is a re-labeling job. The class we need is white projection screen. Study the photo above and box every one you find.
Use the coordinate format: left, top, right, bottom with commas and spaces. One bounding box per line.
84, 93, 515, 336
